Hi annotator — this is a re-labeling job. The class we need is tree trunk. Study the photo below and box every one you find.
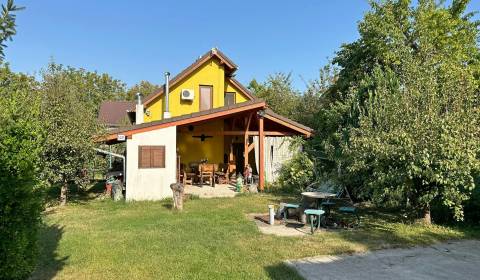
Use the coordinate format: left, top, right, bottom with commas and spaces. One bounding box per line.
170, 183, 184, 211
416, 204, 432, 224
60, 182, 68, 206
422, 205, 432, 224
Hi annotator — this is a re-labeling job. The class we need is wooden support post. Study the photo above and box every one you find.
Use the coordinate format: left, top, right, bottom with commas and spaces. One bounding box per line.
244, 113, 253, 171
244, 137, 249, 170
259, 115, 265, 191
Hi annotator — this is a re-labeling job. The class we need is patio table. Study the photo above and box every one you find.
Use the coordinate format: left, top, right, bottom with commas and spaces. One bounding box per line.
300, 191, 336, 224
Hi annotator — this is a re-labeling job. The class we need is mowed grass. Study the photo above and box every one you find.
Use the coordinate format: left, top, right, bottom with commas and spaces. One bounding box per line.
32, 193, 480, 280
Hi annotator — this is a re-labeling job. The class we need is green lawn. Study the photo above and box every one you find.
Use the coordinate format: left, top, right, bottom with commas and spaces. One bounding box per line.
32, 192, 479, 280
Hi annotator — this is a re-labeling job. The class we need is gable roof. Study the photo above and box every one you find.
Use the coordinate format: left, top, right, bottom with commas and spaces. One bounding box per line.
227, 77, 255, 100
99, 99, 313, 143
138, 48, 254, 110
103, 100, 265, 142
264, 109, 313, 135
98, 100, 134, 126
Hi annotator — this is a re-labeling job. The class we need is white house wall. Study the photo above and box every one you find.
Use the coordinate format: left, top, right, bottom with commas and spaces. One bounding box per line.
125, 126, 177, 201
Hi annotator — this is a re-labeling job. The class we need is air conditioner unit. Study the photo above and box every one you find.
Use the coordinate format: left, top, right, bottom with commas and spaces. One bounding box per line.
181, 89, 194, 101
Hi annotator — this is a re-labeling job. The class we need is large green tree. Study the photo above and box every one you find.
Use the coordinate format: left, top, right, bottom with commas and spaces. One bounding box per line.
125, 80, 158, 101
315, 0, 480, 223
51, 63, 127, 112
40, 63, 103, 206
248, 73, 300, 120
0, 0, 23, 60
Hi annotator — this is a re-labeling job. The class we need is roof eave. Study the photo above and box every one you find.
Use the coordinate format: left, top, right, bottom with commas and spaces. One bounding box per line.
99, 100, 267, 142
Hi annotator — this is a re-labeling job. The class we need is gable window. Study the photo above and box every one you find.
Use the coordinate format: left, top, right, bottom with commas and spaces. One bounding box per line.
199, 85, 213, 111
224, 92, 235, 106
138, 146, 165, 168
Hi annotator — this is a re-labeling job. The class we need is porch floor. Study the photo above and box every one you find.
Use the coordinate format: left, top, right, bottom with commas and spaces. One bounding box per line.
184, 184, 237, 198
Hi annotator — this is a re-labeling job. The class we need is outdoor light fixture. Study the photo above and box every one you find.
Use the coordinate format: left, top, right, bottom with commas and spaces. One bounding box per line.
257, 110, 266, 117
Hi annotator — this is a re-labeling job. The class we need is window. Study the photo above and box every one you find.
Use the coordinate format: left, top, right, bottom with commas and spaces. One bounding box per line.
224, 92, 235, 106
199, 85, 213, 111
138, 146, 165, 168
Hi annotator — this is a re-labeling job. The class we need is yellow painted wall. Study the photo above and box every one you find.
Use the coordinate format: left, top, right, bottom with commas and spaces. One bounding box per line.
225, 80, 249, 103
142, 56, 253, 166
144, 57, 250, 122
177, 120, 225, 166
144, 96, 163, 122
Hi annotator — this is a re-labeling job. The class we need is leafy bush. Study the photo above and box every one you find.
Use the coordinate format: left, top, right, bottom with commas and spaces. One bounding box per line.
464, 176, 480, 225
0, 66, 44, 279
277, 153, 314, 194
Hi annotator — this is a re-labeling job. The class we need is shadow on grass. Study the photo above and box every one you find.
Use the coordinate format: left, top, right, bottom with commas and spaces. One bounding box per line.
162, 202, 173, 210
30, 224, 68, 280
331, 207, 469, 250
264, 262, 303, 280
46, 180, 106, 206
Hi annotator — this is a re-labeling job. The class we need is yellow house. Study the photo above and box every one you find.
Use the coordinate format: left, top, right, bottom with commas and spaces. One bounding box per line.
140, 48, 254, 122
130, 49, 257, 166
98, 49, 313, 201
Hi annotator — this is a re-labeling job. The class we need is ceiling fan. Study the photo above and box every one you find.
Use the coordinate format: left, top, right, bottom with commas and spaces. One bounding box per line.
192, 134, 213, 142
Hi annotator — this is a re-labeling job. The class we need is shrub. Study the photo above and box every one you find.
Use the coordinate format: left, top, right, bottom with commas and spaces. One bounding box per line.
464, 175, 480, 225
277, 153, 314, 194
0, 66, 44, 279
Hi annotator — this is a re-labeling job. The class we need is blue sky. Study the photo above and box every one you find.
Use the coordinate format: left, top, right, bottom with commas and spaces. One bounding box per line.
5, 1, 480, 90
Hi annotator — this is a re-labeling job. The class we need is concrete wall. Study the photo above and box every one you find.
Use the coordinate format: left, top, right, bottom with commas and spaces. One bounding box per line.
125, 126, 177, 201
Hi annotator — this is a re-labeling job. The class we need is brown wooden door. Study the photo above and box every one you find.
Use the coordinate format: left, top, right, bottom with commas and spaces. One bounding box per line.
199, 85, 213, 111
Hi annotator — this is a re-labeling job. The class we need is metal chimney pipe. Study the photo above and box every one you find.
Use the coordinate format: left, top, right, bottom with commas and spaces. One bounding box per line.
163, 72, 171, 118
135, 92, 144, 124
135, 92, 142, 105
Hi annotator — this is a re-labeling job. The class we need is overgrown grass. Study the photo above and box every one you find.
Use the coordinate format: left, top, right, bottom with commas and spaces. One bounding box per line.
32, 192, 480, 280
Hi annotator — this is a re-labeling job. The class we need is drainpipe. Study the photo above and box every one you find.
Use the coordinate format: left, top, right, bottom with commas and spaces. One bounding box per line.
94, 148, 126, 183
163, 72, 171, 119
135, 92, 144, 124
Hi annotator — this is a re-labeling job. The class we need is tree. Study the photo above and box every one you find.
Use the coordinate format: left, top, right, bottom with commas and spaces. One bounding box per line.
0, 0, 23, 60
321, 0, 480, 223
125, 80, 159, 101
0, 65, 44, 280
49, 62, 127, 112
248, 73, 300, 120
296, 65, 338, 130
40, 63, 102, 206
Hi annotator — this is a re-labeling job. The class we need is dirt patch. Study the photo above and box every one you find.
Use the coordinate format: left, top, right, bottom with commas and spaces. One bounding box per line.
253, 214, 283, 225
247, 213, 312, 237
